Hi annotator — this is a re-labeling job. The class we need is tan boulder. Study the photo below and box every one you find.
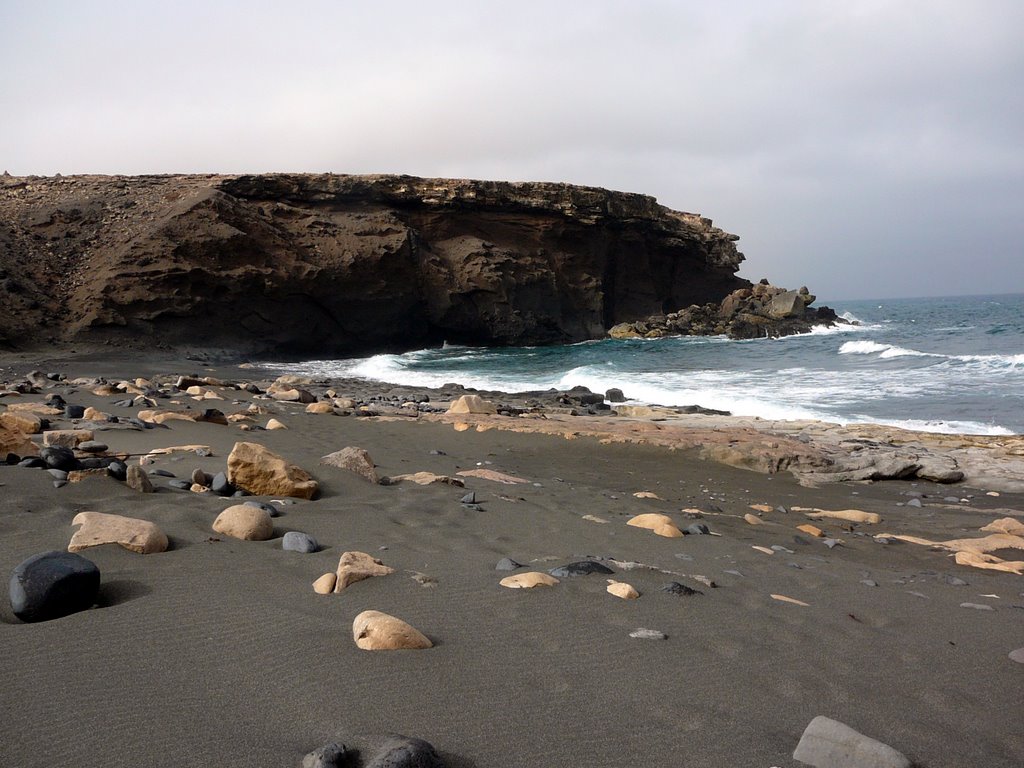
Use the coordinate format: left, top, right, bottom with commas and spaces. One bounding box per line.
320, 446, 379, 484
305, 402, 335, 414
270, 388, 316, 403
333, 397, 356, 409
92, 384, 121, 396
626, 513, 683, 538
606, 580, 640, 599
980, 517, 1024, 536
334, 551, 395, 592
266, 418, 287, 430
83, 407, 110, 421
69, 511, 168, 554
227, 441, 319, 499
456, 468, 528, 484
0, 410, 42, 434
387, 472, 465, 486
453, 422, 471, 432
212, 504, 274, 541
352, 610, 433, 650
0, 424, 39, 456
446, 395, 497, 415
125, 465, 154, 493
43, 429, 94, 448
313, 573, 338, 594
499, 572, 559, 588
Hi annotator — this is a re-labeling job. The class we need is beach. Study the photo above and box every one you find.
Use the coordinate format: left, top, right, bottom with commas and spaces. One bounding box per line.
1, 350, 1022, 767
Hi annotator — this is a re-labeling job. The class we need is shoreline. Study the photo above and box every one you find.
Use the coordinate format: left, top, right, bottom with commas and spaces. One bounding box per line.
2, 351, 1023, 766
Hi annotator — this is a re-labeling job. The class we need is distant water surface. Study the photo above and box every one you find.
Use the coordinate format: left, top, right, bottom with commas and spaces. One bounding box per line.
265, 294, 1024, 435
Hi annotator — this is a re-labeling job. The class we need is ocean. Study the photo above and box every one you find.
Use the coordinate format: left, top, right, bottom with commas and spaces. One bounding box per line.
265, 293, 1024, 436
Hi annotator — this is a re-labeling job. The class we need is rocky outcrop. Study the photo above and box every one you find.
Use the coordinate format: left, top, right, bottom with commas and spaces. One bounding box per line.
0, 173, 748, 354
609, 280, 847, 340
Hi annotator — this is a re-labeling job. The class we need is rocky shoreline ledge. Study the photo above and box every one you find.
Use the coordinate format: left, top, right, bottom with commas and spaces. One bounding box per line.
2, 354, 1023, 766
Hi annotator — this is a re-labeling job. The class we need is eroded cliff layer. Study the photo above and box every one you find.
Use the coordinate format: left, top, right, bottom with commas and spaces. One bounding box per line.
0, 173, 748, 355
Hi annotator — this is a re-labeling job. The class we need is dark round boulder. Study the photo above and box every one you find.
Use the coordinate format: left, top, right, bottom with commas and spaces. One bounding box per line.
63, 404, 85, 419
106, 460, 128, 481
210, 471, 234, 496
548, 560, 615, 578
9, 551, 100, 622
40, 446, 80, 472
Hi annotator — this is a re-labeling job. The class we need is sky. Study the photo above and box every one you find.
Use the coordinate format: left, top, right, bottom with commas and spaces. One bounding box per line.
2, 1, 1022, 300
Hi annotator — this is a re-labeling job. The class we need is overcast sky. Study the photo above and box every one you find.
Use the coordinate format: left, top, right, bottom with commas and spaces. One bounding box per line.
2, 1, 1021, 300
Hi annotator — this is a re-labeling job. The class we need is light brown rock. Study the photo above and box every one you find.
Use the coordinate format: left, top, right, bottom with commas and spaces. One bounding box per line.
457, 468, 528, 484
334, 551, 395, 592
797, 523, 825, 537
0, 410, 42, 434
453, 422, 471, 432
319, 446, 379, 484
607, 580, 640, 599
352, 610, 432, 650
387, 472, 465, 486
69, 511, 168, 554
446, 394, 497, 415
312, 573, 337, 594
749, 503, 773, 513
980, 517, 1024, 536
632, 491, 662, 500
83, 406, 110, 421
744, 513, 765, 526
626, 513, 684, 537
797, 507, 882, 524
212, 504, 274, 541
0, 424, 39, 456
138, 410, 198, 424
43, 429, 94, 448
6, 402, 62, 416
266, 418, 287, 430
68, 468, 109, 483
125, 464, 154, 493
305, 402, 335, 414
771, 593, 809, 606
227, 441, 319, 499
270, 388, 316, 403
499, 572, 559, 588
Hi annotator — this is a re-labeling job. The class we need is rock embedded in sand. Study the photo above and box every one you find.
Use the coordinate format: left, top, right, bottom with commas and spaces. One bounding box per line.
606, 580, 640, 599
335, 551, 395, 592
626, 513, 683, 538
320, 446, 380, 484
8, 550, 100, 622
1009, 648, 1024, 664
793, 715, 911, 768
227, 441, 318, 499
661, 581, 703, 596
301, 742, 349, 768
387, 471, 464, 486
312, 573, 337, 594
495, 557, 523, 571
266, 418, 287, 430
798, 508, 882, 525
69, 511, 168, 554
41, 446, 80, 471
549, 560, 615, 578
352, 610, 432, 650
499, 572, 559, 588
212, 504, 274, 541
629, 628, 667, 640
980, 517, 1024, 536
364, 735, 445, 768
125, 464, 154, 493
305, 401, 335, 414
457, 468, 528, 484
282, 531, 318, 553
744, 513, 766, 526
446, 394, 497, 415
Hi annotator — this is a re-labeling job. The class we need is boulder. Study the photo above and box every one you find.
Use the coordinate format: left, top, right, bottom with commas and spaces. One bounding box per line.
0, 410, 43, 434
8, 550, 100, 622
68, 511, 168, 554
125, 464, 154, 493
365, 735, 445, 768
793, 716, 911, 768
266, 418, 287, 430
499, 572, 559, 588
40, 445, 80, 471
320, 446, 379, 484
305, 402, 335, 414
626, 513, 683, 538
226, 441, 318, 499
0, 423, 39, 456
270, 388, 316, 403
42, 429, 94, 448
212, 504, 274, 541
605, 388, 626, 403
352, 610, 432, 650
767, 289, 807, 319
335, 551, 395, 592
446, 395, 497, 415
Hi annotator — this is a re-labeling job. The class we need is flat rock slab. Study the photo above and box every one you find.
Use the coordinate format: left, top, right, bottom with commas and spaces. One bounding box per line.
69, 511, 168, 554
352, 610, 432, 650
320, 446, 379, 484
457, 468, 528, 484
499, 572, 559, 588
9, 550, 100, 622
387, 471, 464, 486
793, 715, 911, 768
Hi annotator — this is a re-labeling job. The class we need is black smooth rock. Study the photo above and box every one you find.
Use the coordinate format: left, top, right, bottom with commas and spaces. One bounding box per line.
46, 469, 68, 481
167, 479, 192, 490
244, 500, 281, 517
210, 471, 234, 496
149, 469, 176, 478
685, 523, 710, 535
605, 387, 626, 403
40, 446, 79, 472
9, 550, 100, 622
18, 457, 46, 468
63, 404, 85, 419
660, 581, 703, 596
106, 460, 128, 481
548, 560, 614, 578
6, 452, 21, 465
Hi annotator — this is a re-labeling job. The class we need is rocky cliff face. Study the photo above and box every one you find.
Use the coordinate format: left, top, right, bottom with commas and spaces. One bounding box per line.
0, 173, 748, 355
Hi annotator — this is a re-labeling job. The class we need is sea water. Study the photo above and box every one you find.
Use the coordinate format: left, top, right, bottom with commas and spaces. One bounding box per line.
266, 294, 1024, 436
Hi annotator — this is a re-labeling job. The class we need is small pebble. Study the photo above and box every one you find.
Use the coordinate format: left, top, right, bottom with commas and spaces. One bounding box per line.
495, 557, 522, 571
907, 498, 923, 508
629, 628, 667, 640
960, 602, 994, 611
861, 579, 878, 587
1009, 648, 1024, 664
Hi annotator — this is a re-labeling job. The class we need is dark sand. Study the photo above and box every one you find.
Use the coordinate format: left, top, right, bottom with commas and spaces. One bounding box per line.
1, 353, 1023, 767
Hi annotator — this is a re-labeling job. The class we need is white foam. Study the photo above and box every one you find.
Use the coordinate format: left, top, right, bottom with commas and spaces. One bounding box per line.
840, 340, 1024, 367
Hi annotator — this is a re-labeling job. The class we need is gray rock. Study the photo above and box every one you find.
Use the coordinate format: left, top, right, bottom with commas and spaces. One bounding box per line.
943, 575, 968, 586
149, 469, 176, 478
960, 602, 994, 611
365, 735, 444, 768
40, 446, 79, 472
495, 557, 522, 571
77, 440, 108, 453
861, 579, 878, 587
210, 471, 233, 496
18, 457, 46, 468
46, 469, 68, 481
460, 492, 477, 504
9, 550, 100, 622
191, 468, 210, 487
282, 531, 318, 553
629, 628, 667, 640
126, 464, 154, 493
63, 405, 85, 419
106, 460, 128, 481
168, 479, 192, 490
906, 498, 922, 508
605, 388, 626, 403
793, 715, 911, 768
301, 742, 348, 768
548, 560, 614, 578
1009, 648, 1024, 664
244, 500, 281, 517
660, 581, 702, 596
53, 480, 67, 488
686, 523, 710, 535
824, 538, 840, 549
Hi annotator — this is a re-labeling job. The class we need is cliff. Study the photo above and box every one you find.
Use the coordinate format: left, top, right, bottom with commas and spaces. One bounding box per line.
0, 173, 749, 355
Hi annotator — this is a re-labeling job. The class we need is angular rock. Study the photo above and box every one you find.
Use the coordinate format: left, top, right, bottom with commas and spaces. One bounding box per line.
499, 572, 559, 588
605, 387, 626, 403
266, 418, 287, 430
335, 551, 395, 591
301, 742, 349, 768
43, 429, 93, 449
606, 580, 640, 599
1, 423, 39, 456
9, 550, 100, 622
446, 394, 497, 415
352, 610, 432, 650
69, 511, 168, 554
320, 446, 379, 484
0, 410, 43, 434
549, 560, 614, 578
495, 557, 522, 571
660, 581, 703, 596
125, 464, 154, 493
312, 573, 337, 594
387, 471, 464, 487
282, 531, 318, 553
793, 715, 911, 768
210, 471, 233, 496
212, 504, 274, 541
227, 441, 318, 499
